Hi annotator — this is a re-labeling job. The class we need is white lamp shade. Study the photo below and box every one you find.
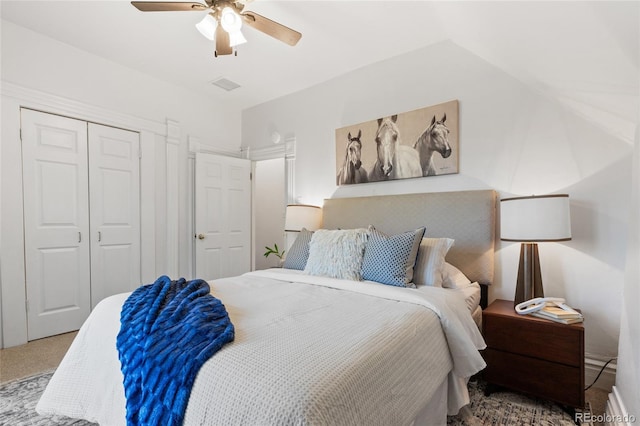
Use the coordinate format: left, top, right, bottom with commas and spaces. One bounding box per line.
500, 194, 571, 242
195, 13, 217, 41
285, 205, 322, 232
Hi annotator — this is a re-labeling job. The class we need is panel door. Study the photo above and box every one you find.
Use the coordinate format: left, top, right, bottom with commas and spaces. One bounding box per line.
195, 153, 251, 280
21, 108, 91, 340
88, 123, 141, 308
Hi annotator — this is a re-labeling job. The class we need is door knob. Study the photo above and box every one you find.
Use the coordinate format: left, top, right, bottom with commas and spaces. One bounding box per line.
198, 234, 205, 240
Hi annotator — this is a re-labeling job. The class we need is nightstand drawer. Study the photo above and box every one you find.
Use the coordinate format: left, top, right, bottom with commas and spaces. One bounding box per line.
484, 348, 584, 408
484, 313, 582, 366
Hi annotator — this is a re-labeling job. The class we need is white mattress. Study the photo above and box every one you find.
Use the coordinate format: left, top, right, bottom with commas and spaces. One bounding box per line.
37, 269, 486, 425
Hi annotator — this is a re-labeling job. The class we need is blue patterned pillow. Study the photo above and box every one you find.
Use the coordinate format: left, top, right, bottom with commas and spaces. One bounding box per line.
361, 227, 426, 287
283, 228, 313, 270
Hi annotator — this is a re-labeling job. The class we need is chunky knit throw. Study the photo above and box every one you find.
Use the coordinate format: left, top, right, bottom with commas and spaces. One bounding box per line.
116, 276, 234, 426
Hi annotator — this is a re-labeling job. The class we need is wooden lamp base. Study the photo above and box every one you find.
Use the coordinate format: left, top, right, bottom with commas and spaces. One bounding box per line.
514, 242, 544, 306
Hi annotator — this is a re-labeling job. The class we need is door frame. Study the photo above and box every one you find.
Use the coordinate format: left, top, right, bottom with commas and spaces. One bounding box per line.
20, 109, 144, 340
1, 84, 165, 348
188, 136, 296, 275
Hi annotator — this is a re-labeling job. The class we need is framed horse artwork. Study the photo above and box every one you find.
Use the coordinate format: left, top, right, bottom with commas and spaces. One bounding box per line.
335, 99, 459, 185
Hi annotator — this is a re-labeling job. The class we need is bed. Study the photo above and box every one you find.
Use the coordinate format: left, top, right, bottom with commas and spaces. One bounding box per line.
37, 189, 496, 426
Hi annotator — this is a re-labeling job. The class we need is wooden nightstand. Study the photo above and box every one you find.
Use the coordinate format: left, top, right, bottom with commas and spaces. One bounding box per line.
482, 299, 585, 410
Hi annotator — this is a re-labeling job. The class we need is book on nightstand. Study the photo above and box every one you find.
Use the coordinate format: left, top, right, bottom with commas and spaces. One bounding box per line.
530, 305, 584, 324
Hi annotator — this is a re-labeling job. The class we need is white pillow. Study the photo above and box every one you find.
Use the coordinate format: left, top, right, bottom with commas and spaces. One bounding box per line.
442, 262, 472, 289
304, 228, 369, 281
412, 238, 454, 287
456, 282, 481, 311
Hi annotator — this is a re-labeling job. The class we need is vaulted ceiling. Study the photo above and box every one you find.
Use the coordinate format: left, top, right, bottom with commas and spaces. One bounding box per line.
2, 1, 638, 141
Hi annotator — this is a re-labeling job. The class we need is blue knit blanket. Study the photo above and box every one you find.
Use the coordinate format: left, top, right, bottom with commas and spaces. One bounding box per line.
116, 276, 234, 426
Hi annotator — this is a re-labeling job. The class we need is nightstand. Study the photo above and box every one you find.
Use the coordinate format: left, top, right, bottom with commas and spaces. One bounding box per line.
482, 299, 585, 410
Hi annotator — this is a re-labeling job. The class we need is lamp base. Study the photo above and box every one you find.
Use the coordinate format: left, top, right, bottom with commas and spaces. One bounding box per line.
514, 243, 544, 306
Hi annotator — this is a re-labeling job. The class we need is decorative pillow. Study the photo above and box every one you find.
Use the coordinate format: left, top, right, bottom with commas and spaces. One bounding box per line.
459, 282, 481, 311
361, 227, 426, 287
442, 262, 472, 289
283, 228, 313, 270
413, 238, 455, 287
303, 228, 369, 280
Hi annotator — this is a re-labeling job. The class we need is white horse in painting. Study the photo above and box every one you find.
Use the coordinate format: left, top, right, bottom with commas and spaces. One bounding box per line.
337, 130, 368, 185
369, 115, 422, 181
413, 114, 452, 176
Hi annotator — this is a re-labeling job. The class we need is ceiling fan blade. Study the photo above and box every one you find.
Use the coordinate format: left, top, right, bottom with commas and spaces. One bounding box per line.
241, 11, 301, 46
215, 24, 233, 56
131, 2, 208, 12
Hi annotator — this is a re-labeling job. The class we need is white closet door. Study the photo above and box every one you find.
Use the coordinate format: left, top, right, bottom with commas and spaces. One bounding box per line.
21, 109, 91, 340
195, 153, 251, 280
88, 123, 141, 308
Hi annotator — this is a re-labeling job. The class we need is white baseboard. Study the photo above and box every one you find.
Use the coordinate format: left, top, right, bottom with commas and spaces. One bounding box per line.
605, 386, 637, 425
585, 357, 617, 391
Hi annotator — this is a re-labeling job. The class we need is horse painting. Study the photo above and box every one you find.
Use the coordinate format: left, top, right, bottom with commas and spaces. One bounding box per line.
337, 130, 368, 185
369, 115, 422, 181
413, 114, 452, 176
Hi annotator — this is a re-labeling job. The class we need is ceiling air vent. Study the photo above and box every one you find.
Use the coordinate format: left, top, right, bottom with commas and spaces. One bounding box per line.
210, 77, 241, 92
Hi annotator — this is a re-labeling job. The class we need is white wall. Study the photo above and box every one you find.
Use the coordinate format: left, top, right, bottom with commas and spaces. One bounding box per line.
1, 21, 241, 145
253, 158, 286, 270
0, 20, 241, 347
242, 40, 633, 382
612, 126, 640, 418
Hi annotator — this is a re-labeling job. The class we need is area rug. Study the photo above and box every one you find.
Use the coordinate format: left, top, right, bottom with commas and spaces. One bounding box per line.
447, 379, 576, 425
0, 371, 94, 426
1, 371, 576, 425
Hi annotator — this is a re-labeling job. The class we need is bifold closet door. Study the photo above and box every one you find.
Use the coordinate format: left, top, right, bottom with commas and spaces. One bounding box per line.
22, 110, 141, 340
22, 109, 91, 340
88, 123, 141, 308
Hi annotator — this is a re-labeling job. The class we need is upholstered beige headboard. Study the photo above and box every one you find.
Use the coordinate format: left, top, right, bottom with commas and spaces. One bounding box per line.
322, 190, 497, 288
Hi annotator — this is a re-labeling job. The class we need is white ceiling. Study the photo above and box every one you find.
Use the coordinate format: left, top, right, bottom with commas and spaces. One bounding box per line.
2, 1, 638, 137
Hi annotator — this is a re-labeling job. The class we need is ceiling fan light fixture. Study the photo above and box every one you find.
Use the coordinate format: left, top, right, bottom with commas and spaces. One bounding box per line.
131, 1, 302, 55
220, 6, 242, 32
195, 13, 217, 41
228, 29, 247, 47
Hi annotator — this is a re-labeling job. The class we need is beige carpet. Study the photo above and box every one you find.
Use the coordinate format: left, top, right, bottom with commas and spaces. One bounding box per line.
0, 332, 77, 384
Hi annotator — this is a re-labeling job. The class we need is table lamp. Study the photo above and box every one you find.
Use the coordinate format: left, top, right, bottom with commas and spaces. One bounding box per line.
285, 204, 322, 232
500, 194, 572, 306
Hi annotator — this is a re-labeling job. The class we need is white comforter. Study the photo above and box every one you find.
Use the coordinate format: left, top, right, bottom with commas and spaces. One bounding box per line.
37, 269, 486, 425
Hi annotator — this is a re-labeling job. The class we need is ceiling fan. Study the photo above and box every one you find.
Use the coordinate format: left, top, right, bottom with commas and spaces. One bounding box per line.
131, 1, 302, 57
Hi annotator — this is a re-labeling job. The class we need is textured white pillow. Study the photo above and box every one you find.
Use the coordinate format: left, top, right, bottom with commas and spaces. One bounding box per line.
413, 238, 454, 287
304, 228, 369, 280
442, 262, 472, 289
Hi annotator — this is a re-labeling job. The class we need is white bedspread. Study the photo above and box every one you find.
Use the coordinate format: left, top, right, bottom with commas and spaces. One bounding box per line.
37, 269, 486, 425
